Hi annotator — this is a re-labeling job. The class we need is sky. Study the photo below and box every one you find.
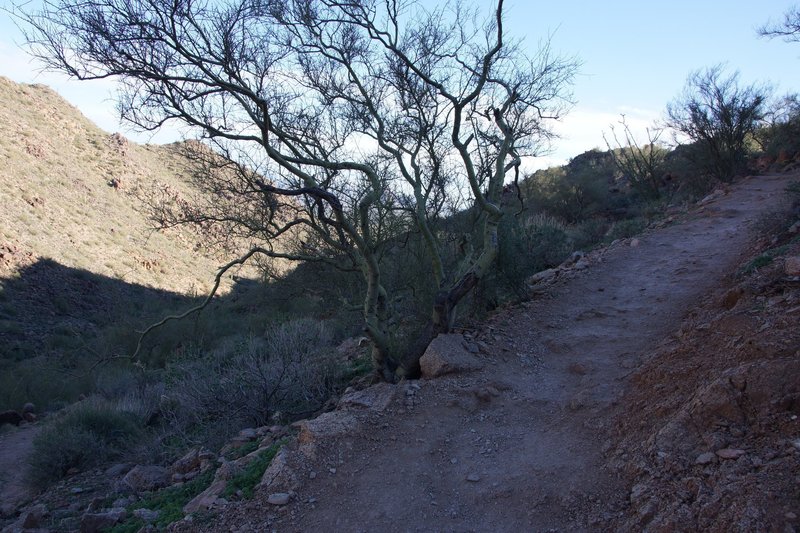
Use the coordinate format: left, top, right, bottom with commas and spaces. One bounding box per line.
0, 0, 799, 171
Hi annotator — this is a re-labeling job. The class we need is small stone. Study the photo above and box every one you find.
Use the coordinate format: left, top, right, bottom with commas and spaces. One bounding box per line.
328, 468, 337, 474
630, 238, 640, 247
450, 458, 458, 464
785, 256, 800, 276
786, 512, 797, 520
309, 471, 317, 479
267, 493, 291, 506
716, 448, 746, 460
466, 473, 481, 482
695, 452, 716, 465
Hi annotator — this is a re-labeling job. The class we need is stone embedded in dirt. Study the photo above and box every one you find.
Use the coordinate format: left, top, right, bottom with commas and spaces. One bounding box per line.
338, 383, 397, 412
785, 256, 800, 276
527, 267, 559, 285
133, 508, 160, 522
80, 508, 127, 533
715, 448, 745, 460
465, 473, 481, 482
183, 479, 227, 514
258, 449, 300, 493
419, 334, 485, 379
574, 258, 590, 270
630, 238, 641, 247
267, 493, 291, 506
694, 452, 716, 465
568, 362, 588, 375
720, 288, 744, 310
122, 465, 170, 492
297, 411, 359, 446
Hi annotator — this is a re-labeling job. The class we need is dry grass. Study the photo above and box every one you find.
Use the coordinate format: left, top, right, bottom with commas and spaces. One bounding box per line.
0, 75, 253, 295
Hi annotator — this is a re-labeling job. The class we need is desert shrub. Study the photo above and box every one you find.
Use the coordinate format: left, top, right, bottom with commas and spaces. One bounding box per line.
667, 65, 770, 182
162, 319, 342, 449
757, 94, 800, 158
491, 212, 572, 298
28, 398, 143, 486
605, 217, 648, 242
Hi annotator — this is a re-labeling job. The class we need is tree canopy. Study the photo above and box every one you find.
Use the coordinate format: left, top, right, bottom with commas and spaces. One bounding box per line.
18, 0, 577, 380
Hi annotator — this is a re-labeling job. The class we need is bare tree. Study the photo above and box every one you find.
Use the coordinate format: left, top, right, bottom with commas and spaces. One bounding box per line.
758, 5, 800, 42
603, 116, 668, 200
17, 0, 577, 381
666, 65, 770, 182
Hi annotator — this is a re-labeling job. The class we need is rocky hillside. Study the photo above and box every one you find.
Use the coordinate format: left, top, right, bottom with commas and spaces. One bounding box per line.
0, 76, 249, 295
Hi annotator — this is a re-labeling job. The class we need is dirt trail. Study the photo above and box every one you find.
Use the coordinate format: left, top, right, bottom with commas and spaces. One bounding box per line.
0, 424, 41, 517
222, 173, 787, 533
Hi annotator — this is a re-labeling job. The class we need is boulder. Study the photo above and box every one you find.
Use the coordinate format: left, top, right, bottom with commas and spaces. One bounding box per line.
122, 465, 169, 492
419, 334, 484, 379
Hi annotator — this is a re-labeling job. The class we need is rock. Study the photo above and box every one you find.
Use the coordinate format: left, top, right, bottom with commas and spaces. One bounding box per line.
629, 482, 648, 503
257, 448, 298, 493
720, 288, 743, 310
789, 221, 800, 234
266, 493, 291, 506
18, 503, 47, 529
132, 508, 160, 522
21, 403, 35, 415
171, 449, 202, 475
785, 256, 800, 276
419, 334, 484, 379
105, 463, 132, 478
527, 268, 558, 285
183, 479, 227, 514
694, 452, 716, 465
567, 362, 588, 375
297, 411, 358, 446
215, 460, 242, 481
122, 465, 170, 492
630, 238, 641, 247
338, 383, 396, 412
716, 448, 745, 460
574, 258, 590, 270
80, 508, 127, 533
465, 473, 481, 482
238, 428, 258, 440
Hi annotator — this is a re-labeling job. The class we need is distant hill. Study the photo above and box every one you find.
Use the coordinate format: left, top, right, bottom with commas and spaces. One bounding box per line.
0, 76, 251, 296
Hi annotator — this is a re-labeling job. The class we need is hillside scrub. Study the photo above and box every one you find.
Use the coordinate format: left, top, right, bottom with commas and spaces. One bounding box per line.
19, 0, 578, 381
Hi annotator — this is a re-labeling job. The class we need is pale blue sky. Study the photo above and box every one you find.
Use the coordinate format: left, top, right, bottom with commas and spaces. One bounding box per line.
1, 1, 798, 170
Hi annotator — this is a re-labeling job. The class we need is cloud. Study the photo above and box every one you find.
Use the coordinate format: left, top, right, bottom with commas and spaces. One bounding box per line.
526, 105, 664, 172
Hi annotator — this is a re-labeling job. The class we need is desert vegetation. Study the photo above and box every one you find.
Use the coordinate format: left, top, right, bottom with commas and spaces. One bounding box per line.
0, 1, 799, 530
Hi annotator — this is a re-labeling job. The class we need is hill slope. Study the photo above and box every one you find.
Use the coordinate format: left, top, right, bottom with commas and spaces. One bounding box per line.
0, 75, 246, 295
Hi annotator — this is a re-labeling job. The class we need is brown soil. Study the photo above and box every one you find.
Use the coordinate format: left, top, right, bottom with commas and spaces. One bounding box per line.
175, 173, 797, 532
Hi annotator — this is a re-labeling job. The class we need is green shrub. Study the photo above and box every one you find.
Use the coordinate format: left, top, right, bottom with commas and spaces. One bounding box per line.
28, 399, 143, 486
